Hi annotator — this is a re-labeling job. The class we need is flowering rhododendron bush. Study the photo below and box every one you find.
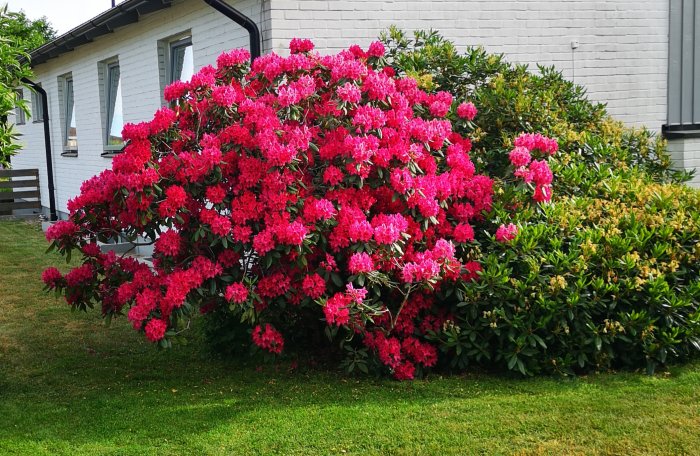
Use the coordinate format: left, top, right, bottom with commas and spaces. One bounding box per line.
43, 39, 558, 380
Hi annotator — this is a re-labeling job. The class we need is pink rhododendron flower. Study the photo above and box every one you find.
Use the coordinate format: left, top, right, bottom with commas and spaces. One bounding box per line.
348, 252, 375, 274
289, 38, 315, 54
225, 283, 249, 303
42, 267, 63, 288
495, 223, 518, 243
456, 102, 477, 120
509, 146, 532, 167
367, 41, 386, 58
145, 318, 167, 342
302, 273, 326, 299
336, 82, 362, 103
252, 324, 284, 354
324, 293, 351, 326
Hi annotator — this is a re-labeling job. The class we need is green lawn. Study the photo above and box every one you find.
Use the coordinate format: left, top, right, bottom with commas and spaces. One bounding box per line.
0, 220, 698, 455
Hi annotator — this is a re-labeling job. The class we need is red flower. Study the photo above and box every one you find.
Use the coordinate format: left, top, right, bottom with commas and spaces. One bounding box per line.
301, 273, 326, 299
289, 38, 315, 54
225, 283, 249, 304
348, 252, 375, 274
42, 267, 63, 289
155, 230, 182, 257
145, 318, 168, 342
323, 293, 351, 326
495, 223, 518, 243
252, 324, 284, 354
456, 102, 477, 120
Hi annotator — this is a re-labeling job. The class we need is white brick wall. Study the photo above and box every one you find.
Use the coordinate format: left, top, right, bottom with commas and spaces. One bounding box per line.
14, 0, 687, 215
269, 0, 669, 129
14, 0, 266, 215
667, 137, 700, 188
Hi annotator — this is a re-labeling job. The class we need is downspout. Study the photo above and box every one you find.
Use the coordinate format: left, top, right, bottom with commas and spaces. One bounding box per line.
21, 77, 58, 221
203, 0, 261, 60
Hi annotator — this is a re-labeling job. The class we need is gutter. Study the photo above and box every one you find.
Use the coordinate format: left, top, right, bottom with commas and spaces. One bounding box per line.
25, 0, 173, 66
20, 78, 58, 221
203, 0, 261, 60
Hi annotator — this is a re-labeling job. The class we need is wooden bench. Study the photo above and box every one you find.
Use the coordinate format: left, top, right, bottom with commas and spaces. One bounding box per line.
0, 169, 42, 219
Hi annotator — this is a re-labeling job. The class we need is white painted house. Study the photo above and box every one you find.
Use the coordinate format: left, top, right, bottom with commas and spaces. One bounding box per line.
12, 0, 700, 219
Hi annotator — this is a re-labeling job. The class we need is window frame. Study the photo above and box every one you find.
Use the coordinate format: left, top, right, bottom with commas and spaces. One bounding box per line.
665, 0, 700, 137
15, 89, 26, 125
169, 36, 193, 85
158, 31, 193, 104
30, 84, 44, 123
58, 74, 78, 157
102, 59, 124, 152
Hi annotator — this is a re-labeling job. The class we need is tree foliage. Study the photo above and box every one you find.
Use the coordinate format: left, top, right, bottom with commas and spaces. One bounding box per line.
0, 4, 55, 167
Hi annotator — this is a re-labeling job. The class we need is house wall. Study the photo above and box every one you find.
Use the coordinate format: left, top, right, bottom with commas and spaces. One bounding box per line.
14, 0, 270, 216
15, 0, 692, 215
268, 0, 669, 129
667, 137, 700, 188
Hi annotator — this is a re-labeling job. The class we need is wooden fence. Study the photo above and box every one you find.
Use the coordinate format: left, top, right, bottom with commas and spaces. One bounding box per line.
0, 169, 42, 218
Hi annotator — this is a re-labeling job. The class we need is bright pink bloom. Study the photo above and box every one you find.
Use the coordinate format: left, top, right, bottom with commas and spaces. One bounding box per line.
225, 283, 249, 303
509, 146, 532, 167
42, 267, 63, 288
289, 38, 315, 54
457, 102, 478, 120
65, 264, 94, 287
252, 324, 284, 354
145, 318, 168, 342
324, 293, 351, 326
495, 223, 518, 243
217, 49, 250, 67
302, 273, 326, 299
453, 223, 475, 243
348, 252, 375, 274
336, 82, 362, 103
367, 41, 386, 58
45, 220, 78, 242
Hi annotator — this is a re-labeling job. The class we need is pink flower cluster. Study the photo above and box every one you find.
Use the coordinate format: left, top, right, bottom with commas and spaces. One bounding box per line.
252, 324, 284, 354
509, 133, 558, 202
43, 39, 557, 380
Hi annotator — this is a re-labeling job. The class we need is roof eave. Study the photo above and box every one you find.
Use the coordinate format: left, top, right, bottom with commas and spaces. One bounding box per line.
25, 0, 174, 67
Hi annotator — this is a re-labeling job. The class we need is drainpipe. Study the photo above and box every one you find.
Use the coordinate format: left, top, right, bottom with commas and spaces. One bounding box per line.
203, 0, 261, 60
21, 77, 58, 221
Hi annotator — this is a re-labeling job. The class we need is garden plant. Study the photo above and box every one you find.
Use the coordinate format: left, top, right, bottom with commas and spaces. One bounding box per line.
43, 34, 700, 379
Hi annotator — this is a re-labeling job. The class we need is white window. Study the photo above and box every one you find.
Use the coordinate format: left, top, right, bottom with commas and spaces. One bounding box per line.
667, 0, 700, 133
30, 84, 44, 123
58, 73, 77, 155
103, 61, 124, 147
158, 32, 193, 101
170, 36, 194, 84
15, 90, 26, 125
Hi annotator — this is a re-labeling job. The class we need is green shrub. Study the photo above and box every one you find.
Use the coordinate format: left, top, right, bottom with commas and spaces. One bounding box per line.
384, 28, 700, 375
433, 177, 700, 375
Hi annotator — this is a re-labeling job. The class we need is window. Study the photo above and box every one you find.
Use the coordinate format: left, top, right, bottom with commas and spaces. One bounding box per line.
666, 0, 700, 133
103, 61, 124, 147
58, 74, 77, 155
170, 36, 194, 83
30, 84, 44, 123
158, 33, 193, 100
15, 90, 26, 125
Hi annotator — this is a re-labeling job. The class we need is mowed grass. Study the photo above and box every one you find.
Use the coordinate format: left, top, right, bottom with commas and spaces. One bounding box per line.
0, 220, 698, 455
